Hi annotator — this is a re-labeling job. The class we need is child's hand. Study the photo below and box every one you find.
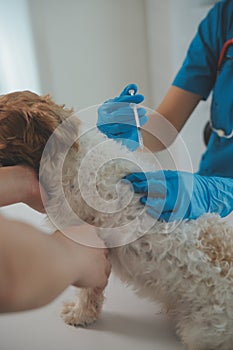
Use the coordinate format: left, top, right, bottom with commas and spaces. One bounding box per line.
53, 225, 111, 290
72, 244, 111, 290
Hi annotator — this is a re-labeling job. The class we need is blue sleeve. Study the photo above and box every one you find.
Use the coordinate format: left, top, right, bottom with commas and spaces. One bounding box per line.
173, 1, 227, 100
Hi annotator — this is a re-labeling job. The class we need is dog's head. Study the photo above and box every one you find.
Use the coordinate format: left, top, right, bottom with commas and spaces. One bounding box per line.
0, 90, 78, 173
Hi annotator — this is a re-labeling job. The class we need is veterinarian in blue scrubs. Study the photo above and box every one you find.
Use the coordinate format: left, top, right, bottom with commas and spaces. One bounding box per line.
97, 0, 233, 222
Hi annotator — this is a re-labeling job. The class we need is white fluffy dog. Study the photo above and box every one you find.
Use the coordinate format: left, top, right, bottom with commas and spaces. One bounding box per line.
1, 91, 233, 350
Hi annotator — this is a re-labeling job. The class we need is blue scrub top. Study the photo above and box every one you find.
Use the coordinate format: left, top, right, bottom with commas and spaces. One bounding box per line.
173, 0, 233, 178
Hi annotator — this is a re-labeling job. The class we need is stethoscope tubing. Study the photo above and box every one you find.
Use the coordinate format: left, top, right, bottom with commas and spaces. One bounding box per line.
217, 38, 233, 70
210, 38, 233, 139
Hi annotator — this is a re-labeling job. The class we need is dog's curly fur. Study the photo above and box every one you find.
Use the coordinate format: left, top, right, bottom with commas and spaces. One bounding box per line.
1, 91, 233, 350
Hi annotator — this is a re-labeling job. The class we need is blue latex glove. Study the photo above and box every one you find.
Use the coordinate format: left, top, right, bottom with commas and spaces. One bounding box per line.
97, 84, 148, 151
124, 170, 233, 222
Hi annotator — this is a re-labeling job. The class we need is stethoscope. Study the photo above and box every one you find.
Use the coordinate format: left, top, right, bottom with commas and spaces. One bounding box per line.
209, 38, 233, 139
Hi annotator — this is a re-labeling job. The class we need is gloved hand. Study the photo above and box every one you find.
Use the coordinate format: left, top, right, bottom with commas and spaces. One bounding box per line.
124, 170, 233, 221
97, 84, 148, 151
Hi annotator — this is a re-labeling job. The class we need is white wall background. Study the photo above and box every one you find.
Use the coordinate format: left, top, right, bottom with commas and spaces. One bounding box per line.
0, 0, 40, 94
0, 0, 214, 223
27, 0, 151, 110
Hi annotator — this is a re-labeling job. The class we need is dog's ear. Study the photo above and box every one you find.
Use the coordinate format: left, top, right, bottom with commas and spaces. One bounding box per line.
0, 91, 78, 173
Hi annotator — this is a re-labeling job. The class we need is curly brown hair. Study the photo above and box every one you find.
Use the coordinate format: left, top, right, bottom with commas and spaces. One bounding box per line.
0, 90, 78, 173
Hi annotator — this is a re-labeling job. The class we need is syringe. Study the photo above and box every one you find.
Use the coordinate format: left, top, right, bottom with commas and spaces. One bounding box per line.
128, 89, 144, 149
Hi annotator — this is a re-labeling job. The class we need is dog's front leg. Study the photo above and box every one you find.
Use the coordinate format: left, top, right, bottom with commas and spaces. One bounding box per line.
60, 288, 104, 327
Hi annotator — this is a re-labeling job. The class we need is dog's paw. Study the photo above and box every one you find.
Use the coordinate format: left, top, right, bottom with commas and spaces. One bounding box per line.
60, 301, 98, 327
